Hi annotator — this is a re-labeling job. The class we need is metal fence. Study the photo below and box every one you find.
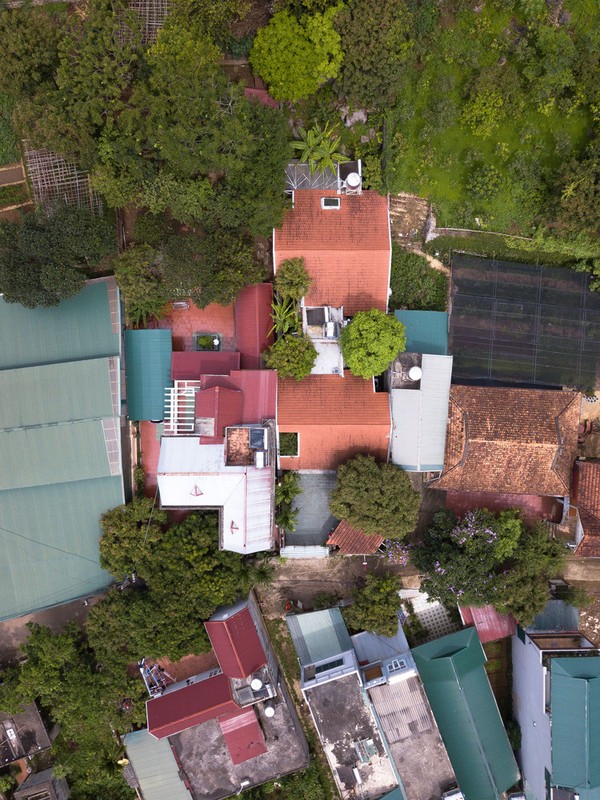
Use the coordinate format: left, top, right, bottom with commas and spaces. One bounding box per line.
23, 145, 103, 214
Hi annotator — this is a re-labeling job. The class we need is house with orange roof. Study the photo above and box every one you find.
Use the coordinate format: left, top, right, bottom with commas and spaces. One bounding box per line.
273, 184, 393, 552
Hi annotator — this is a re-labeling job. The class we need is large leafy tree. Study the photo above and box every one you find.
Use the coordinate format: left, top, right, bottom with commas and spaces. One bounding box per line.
343, 574, 403, 637
112, 245, 171, 327
263, 334, 317, 379
274, 257, 312, 301
330, 454, 420, 540
340, 309, 406, 378
412, 509, 566, 624
0, 204, 115, 308
556, 137, 600, 238
250, 7, 344, 102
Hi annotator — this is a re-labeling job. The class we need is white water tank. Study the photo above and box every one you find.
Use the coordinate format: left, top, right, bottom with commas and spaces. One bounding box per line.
345, 172, 361, 191
264, 703, 275, 718
408, 366, 422, 381
251, 677, 263, 691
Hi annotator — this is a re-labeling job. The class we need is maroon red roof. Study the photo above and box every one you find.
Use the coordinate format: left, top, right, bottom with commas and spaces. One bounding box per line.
205, 606, 267, 679
243, 88, 279, 109
171, 351, 240, 380
219, 708, 268, 764
147, 673, 237, 739
234, 283, 275, 370
459, 606, 516, 643
227, 369, 277, 423
195, 385, 243, 443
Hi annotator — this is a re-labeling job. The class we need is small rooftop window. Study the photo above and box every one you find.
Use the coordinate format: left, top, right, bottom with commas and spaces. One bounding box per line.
321, 197, 340, 210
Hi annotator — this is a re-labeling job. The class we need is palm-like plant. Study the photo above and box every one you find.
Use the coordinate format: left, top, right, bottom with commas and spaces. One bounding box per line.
270, 297, 300, 336
291, 121, 350, 174
275, 471, 302, 507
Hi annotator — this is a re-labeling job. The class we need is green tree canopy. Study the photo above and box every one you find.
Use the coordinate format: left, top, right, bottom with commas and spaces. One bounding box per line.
411, 509, 566, 624
263, 334, 317, 379
113, 245, 171, 327
330, 454, 420, 540
274, 257, 312, 301
250, 7, 344, 102
343, 574, 403, 637
556, 137, 600, 238
0, 204, 115, 308
340, 309, 406, 378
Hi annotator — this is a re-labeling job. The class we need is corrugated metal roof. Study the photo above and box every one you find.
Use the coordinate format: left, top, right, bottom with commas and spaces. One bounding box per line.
0, 420, 112, 490
391, 354, 452, 471
351, 626, 409, 665
219, 708, 268, 765
171, 351, 240, 380
0, 358, 114, 429
205, 606, 267, 679
125, 329, 172, 421
0, 278, 124, 621
0, 476, 121, 621
279, 545, 330, 558
459, 606, 516, 643
234, 284, 274, 370
0, 280, 119, 369
394, 311, 448, 355
551, 657, 600, 791
287, 609, 353, 666
147, 673, 237, 739
124, 728, 191, 800
413, 628, 519, 800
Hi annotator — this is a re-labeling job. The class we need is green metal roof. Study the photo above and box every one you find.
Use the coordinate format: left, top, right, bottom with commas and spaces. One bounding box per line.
124, 729, 191, 800
0, 280, 119, 369
0, 358, 114, 430
0, 278, 124, 620
124, 329, 172, 421
0, 477, 122, 621
394, 311, 448, 355
0, 421, 113, 490
551, 657, 600, 791
287, 609, 354, 666
413, 628, 519, 800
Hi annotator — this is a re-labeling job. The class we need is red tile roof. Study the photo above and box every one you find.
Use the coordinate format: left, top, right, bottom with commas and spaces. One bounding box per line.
274, 190, 391, 315
434, 387, 580, 495
205, 606, 267, 679
574, 461, 600, 556
327, 520, 384, 555
147, 673, 237, 739
278, 374, 390, 470
459, 606, 516, 643
219, 707, 268, 765
234, 284, 274, 370
195, 385, 244, 443
228, 369, 277, 423
171, 351, 240, 380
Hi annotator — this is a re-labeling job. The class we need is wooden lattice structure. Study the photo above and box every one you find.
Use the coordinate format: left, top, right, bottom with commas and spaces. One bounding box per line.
23, 145, 103, 214
124, 0, 170, 44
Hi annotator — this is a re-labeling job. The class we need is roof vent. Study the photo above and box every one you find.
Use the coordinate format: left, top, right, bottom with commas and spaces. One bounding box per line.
321, 197, 340, 210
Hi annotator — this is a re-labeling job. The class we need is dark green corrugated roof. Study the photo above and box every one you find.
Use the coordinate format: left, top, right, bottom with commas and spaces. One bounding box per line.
0, 280, 119, 369
551, 657, 600, 791
413, 628, 519, 800
394, 311, 448, 355
287, 609, 353, 666
124, 329, 172, 421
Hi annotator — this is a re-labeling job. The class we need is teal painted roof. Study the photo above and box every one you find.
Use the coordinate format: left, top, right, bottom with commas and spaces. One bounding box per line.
287, 609, 353, 666
0, 278, 124, 620
124, 329, 172, 421
413, 628, 519, 800
0, 280, 119, 369
124, 728, 190, 800
394, 311, 448, 355
0, 477, 122, 621
551, 657, 600, 791
0, 359, 114, 430
527, 599, 578, 633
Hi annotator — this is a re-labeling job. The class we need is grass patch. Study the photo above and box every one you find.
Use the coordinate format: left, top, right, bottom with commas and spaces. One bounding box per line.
0, 95, 19, 166
425, 232, 580, 268
389, 244, 448, 311
279, 432, 299, 457
0, 183, 28, 207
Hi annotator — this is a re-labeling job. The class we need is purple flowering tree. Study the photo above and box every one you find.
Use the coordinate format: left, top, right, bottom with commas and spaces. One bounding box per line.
411, 509, 566, 624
